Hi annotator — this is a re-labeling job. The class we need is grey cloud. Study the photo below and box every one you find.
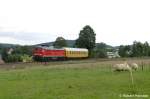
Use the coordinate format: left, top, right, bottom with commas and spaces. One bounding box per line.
0, 32, 57, 44
0, 32, 76, 45
0, 32, 15, 37
0, 32, 54, 40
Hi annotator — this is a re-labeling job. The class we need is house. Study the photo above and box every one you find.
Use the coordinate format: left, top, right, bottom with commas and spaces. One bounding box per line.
107, 51, 120, 58
0, 54, 4, 64
7, 48, 14, 55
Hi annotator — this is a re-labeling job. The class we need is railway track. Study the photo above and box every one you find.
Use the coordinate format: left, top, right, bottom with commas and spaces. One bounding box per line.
0, 58, 113, 69
1, 58, 150, 70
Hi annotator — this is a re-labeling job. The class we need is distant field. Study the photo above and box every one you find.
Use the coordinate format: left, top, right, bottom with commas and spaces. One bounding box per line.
0, 58, 150, 99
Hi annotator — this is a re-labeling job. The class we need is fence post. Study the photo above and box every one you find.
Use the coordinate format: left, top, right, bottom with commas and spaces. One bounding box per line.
141, 61, 144, 71
149, 62, 150, 71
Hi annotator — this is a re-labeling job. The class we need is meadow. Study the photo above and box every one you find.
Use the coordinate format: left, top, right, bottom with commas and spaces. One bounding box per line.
0, 59, 150, 99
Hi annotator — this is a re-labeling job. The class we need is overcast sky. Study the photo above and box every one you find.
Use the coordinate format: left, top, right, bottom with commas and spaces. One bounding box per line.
0, 0, 150, 46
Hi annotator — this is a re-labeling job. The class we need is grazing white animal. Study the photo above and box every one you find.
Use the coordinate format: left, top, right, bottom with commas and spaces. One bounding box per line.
113, 62, 131, 71
130, 63, 138, 71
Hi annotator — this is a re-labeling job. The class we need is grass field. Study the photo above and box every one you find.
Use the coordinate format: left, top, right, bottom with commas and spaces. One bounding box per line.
0, 59, 150, 99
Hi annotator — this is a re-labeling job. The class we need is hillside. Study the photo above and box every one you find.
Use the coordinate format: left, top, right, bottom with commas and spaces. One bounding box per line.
36, 40, 113, 49
0, 41, 115, 54
0, 43, 19, 53
36, 40, 75, 47
0, 43, 19, 48
0, 40, 114, 49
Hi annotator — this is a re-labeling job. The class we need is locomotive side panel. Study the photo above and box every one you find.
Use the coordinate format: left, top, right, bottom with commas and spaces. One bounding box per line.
33, 47, 65, 61
43, 49, 65, 57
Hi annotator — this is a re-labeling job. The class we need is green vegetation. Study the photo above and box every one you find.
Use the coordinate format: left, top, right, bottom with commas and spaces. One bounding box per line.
75, 25, 96, 56
119, 41, 150, 57
21, 54, 33, 62
4, 54, 22, 62
12, 46, 33, 56
0, 61, 149, 99
93, 43, 108, 58
53, 37, 68, 48
1, 46, 33, 63
0, 43, 18, 53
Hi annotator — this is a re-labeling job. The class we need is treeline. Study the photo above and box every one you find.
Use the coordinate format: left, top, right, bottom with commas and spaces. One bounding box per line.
53, 25, 96, 55
52, 25, 112, 58
2, 25, 149, 63
1, 46, 33, 62
119, 41, 150, 57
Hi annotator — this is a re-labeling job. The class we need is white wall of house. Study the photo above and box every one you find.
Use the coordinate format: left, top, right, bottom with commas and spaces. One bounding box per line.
107, 51, 120, 58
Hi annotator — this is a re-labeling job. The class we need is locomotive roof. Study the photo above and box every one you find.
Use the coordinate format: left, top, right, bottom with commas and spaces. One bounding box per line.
36, 46, 64, 50
36, 46, 88, 51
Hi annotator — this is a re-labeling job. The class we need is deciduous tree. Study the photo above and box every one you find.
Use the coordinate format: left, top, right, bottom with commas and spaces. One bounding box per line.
53, 37, 67, 48
75, 25, 96, 56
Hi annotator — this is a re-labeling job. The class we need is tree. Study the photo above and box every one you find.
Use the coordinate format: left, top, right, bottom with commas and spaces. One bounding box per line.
94, 49, 107, 58
1, 48, 8, 62
94, 43, 107, 58
1, 48, 22, 62
12, 46, 33, 56
53, 37, 67, 48
118, 45, 131, 57
6, 54, 22, 62
96, 43, 107, 49
75, 25, 96, 56
118, 41, 150, 57
131, 41, 144, 57
143, 42, 149, 56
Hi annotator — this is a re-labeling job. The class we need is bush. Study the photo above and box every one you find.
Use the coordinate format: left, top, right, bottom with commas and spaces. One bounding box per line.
21, 54, 33, 62
1, 47, 33, 63
6, 54, 22, 62
94, 50, 107, 58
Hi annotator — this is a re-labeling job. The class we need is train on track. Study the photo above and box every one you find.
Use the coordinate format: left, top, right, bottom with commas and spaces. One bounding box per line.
33, 46, 88, 62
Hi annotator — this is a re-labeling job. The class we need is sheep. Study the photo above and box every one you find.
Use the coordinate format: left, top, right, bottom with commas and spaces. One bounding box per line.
113, 62, 132, 71
129, 63, 138, 71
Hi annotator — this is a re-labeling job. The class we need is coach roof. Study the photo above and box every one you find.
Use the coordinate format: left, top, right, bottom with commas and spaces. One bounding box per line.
63, 47, 88, 52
